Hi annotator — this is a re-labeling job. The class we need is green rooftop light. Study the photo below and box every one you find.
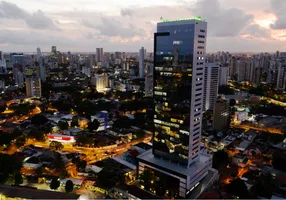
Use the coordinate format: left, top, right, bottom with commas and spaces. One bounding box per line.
160, 16, 206, 22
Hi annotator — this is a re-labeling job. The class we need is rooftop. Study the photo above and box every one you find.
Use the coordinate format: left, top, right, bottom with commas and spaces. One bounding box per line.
0, 185, 80, 199
137, 150, 212, 177
134, 142, 152, 150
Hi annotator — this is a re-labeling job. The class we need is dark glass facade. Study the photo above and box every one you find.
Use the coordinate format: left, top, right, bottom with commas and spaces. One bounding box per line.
153, 23, 196, 165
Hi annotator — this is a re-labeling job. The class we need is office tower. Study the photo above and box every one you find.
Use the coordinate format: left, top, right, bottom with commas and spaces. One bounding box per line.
12, 54, 24, 81
0, 51, 3, 61
36, 48, 46, 82
145, 64, 153, 97
0, 80, 4, 89
51, 46, 57, 56
67, 51, 72, 62
212, 98, 230, 131
203, 63, 219, 112
26, 77, 41, 97
138, 18, 217, 198
122, 52, 126, 60
17, 71, 24, 88
37, 48, 41, 62
0, 59, 6, 74
96, 48, 104, 62
115, 51, 122, 59
82, 65, 91, 77
219, 65, 229, 86
139, 47, 144, 79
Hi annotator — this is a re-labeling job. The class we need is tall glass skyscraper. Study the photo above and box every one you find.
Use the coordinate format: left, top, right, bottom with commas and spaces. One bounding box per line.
153, 20, 207, 166
138, 18, 218, 198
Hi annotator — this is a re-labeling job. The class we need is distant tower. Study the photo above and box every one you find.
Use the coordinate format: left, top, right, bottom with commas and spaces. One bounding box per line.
26, 77, 41, 97
0, 51, 4, 61
37, 48, 46, 82
51, 46, 57, 56
96, 48, 104, 62
139, 47, 145, 79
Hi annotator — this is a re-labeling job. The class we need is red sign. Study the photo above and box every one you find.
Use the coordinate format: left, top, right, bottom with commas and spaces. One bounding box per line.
48, 135, 73, 141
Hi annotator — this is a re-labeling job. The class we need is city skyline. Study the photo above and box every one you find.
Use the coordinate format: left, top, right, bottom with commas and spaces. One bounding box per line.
0, 0, 286, 52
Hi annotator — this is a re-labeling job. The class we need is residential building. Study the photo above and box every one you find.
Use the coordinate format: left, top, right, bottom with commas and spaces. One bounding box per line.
139, 47, 145, 79
26, 77, 41, 97
203, 63, 219, 111
219, 65, 229, 86
96, 48, 104, 62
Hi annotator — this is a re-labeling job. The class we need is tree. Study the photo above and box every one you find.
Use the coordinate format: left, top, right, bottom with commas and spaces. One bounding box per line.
76, 159, 87, 171
28, 129, 45, 141
218, 85, 235, 95
65, 180, 74, 193
134, 129, 146, 139
14, 173, 23, 186
50, 141, 64, 150
52, 153, 66, 169
14, 136, 26, 148
88, 119, 100, 132
229, 99, 236, 107
31, 114, 48, 126
212, 150, 229, 169
113, 117, 132, 129
0, 154, 22, 184
227, 178, 249, 198
272, 155, 286, 172
50, 178, 60, 190
58, 121, 69, 130
35, 166, 44, 176
76, 135, 93, 147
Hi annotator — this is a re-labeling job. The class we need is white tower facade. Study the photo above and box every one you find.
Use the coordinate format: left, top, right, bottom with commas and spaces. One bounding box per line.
139, 47, 145, 79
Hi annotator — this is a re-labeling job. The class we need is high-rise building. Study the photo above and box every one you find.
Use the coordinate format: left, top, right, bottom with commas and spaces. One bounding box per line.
138, 18, 217, 199
26, 77, 41, 97
25, 67, 41, 97
219, 65, 229, 86
11, 54, 24, 81
115, 51, 122, 59
36, 47, 46, 82
0, 51, 4, 61
51, 46, 57, 56
139, 47, 145, 79
96, 74, 109, 92
96, 48, 104, 62
37, 48, 41, 62
203, 63, 219, 111
212, 98, 230, 131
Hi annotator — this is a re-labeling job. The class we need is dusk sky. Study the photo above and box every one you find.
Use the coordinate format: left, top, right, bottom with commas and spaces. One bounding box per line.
1, 0, 286, 52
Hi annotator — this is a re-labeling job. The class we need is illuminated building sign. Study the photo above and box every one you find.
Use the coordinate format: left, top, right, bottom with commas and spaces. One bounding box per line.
48, 134, 75, 143
160, 16, 206, 23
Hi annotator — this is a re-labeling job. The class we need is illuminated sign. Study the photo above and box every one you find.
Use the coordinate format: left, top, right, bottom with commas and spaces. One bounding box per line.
48, 134, 75, 143
160, 16, 206, 23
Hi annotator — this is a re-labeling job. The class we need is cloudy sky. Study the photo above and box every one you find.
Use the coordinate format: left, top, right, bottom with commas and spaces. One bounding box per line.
0, 0, 286, 52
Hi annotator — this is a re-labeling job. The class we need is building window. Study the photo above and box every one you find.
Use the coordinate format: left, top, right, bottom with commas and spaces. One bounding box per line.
196, 83, 202, 86
198, 46, 204, 49
200, 30, 205, 33
193, 132, 200, 137
197, 67, 203, 71
195, 98, 201, 102
198, 35, 205, 38
198, 41, 204, 44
